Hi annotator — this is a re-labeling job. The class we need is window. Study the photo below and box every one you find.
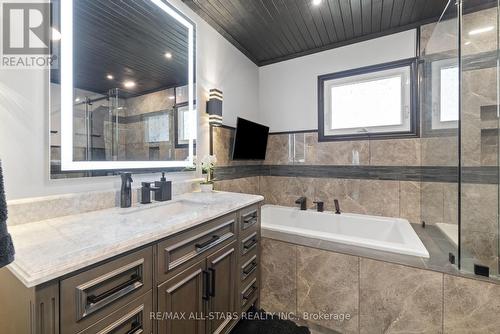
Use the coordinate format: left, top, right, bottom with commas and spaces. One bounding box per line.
439, 66, 459, 122
174, 104, 196, 148
177, 105, 191, 144
430, 59, 459, 130
318, 58, 418, 141
145, 113, 170, 143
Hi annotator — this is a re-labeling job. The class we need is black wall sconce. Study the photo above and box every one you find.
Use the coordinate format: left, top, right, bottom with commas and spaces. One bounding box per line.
207, 89, 223, 154
206, 89, 223, 127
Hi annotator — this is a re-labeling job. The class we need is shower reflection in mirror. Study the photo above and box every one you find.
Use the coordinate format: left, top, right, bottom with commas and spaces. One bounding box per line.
49, 0, 196, 179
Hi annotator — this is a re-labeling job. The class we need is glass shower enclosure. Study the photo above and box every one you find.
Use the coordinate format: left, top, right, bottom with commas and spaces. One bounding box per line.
421, 0, 499, 279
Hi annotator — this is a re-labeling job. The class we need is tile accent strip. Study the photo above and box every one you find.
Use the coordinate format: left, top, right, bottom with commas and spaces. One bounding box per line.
215, 165, 499, 184
215, 165, 269, 180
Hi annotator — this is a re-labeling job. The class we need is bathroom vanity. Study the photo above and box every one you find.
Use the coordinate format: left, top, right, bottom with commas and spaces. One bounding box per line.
0, 192, 263, 334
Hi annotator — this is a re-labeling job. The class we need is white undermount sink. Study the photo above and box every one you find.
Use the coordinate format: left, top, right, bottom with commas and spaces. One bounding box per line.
118, 199, 208, 216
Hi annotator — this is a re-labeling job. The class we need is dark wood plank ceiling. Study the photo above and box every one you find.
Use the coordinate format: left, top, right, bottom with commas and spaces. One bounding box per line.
52, 0, 192, 97
182, 0, 495, 66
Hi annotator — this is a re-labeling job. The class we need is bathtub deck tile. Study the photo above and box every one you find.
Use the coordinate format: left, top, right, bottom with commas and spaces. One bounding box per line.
359, 258, 444, 334
260, 238, 298, 314
443, 274, 500, 334
297, 246, 359, 334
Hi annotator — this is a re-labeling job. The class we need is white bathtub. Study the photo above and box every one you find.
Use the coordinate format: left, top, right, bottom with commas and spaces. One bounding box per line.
261, 205, 429, 258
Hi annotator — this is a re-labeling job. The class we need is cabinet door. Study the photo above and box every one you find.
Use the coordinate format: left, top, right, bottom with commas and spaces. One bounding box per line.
206, 242, 237, 334
157, 259, 208, 334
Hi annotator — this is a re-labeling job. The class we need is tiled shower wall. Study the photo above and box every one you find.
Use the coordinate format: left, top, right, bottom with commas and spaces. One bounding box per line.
122, 88, 189, 161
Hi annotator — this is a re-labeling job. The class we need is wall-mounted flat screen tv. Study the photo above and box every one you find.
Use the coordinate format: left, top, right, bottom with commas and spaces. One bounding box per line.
232, 117, 270, 160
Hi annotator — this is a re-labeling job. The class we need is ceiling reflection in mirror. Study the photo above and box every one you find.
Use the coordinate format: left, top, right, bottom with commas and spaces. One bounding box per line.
50, 0, 196, 179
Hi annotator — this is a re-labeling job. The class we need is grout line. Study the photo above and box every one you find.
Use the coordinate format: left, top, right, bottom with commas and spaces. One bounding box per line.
358, 256, 361, 334
442, 182, 445, 225
398, 180, 402, 219
295, 244, 298, 316
442, 274, 445, 334
368, 140, 372, 165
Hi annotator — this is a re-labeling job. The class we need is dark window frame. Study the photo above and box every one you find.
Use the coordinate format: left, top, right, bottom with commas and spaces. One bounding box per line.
317, 57, 419, 142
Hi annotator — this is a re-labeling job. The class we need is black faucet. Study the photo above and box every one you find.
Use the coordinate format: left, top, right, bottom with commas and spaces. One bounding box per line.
140, 173, 172, 204
334, 199, 341, 214
120, 173, 133, 208
313, 201, 324, 212
140, 182, 160, 204
295, 197, 307, 210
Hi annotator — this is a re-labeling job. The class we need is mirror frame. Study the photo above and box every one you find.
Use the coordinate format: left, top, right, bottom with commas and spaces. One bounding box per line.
60, 0, 196, 171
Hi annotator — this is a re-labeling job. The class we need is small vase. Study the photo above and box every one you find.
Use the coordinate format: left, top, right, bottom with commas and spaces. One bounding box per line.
200, 183, 214, 193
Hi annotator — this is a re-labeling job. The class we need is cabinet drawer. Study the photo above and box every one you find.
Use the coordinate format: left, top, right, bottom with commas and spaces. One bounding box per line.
240, 250, 258, 282
240, 206, 259, 235
241, 231, 259, 256
79, 291, 152, 334
240, 277, 258, 309
157, 213, 237, 283
61, 247, 153, 334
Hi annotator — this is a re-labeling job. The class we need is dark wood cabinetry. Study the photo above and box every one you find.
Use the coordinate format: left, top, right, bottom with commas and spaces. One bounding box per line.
157, 258, 207, 334
0, 202, 261, 334
157, 241, 238, 334
206, 242, 238, 333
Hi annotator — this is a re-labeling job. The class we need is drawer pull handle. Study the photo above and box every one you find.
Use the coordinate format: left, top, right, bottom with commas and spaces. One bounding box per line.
125, 321, 142, 334
87, 274, 141, 305
243, 211, 257, 220
243, 237, 258, 250
243, 211, 258, 229
202, 270, 210, 300
243, 261, 257, 275
209, 268, 216, 297
195, 235, 220, 250
243, 284, 257, 300
243, 217, 257, 228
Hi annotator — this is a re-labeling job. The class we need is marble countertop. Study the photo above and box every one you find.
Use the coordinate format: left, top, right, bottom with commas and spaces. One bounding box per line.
7, 191, 263, 288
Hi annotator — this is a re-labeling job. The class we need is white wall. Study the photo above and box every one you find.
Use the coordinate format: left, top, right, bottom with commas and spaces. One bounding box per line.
0, 0, 260, 200
258, 30, 417, 132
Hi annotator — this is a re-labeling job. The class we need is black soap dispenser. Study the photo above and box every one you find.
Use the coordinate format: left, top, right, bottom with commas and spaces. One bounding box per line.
120, 173, 133, 208
154, 172, 172, 202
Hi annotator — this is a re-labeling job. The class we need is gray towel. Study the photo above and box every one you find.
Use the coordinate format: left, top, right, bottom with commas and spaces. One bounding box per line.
0, 161, 14, 268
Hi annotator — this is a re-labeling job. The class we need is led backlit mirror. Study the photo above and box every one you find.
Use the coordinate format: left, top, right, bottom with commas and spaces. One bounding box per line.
50, 0, 196, 178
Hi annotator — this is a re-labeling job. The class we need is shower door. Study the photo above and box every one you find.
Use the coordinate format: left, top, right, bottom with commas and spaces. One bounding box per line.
459, 0, 500, 278
420, 0, 460, 268
421, 0, 500, 279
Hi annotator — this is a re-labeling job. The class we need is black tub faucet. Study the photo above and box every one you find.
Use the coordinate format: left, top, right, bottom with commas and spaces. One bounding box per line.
120, 173, 133, 208
334, 199, 341, 214
295, 197, 307, 210
313, 201, 324, 212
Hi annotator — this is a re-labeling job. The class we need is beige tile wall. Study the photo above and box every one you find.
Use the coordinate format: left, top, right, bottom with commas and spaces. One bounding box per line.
213, 176, 260, 195
215, 140, 499, 288
213, 118, 499, 274
261, 237, 500, 334
7, 180, 198, 225
216, 176, 421, 224
262, 132, 422, 167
